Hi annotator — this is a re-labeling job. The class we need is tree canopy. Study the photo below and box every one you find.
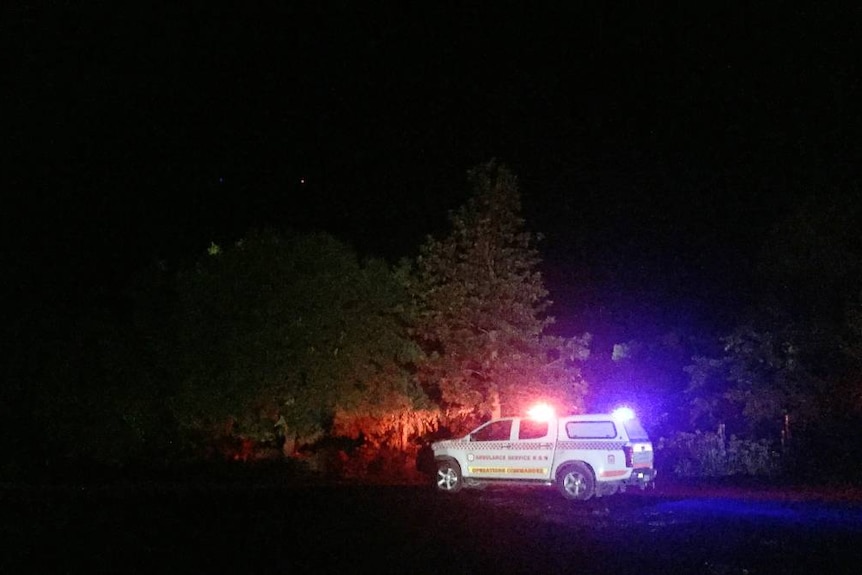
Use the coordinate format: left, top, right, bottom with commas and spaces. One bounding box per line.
170, 230, 427, 450
409, 161, 589, 428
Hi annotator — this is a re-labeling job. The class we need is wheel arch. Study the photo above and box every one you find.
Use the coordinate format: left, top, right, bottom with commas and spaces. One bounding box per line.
434, 455, 461, 469
553, 459, 596, 481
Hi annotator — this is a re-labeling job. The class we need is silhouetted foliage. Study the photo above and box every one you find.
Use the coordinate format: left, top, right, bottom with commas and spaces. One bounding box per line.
679, 189, 862, 477
685, 324, 820, 439
32, 285, 180, 469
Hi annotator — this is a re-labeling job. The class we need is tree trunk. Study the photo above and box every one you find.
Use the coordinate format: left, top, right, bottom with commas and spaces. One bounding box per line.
489, 387, 501, 420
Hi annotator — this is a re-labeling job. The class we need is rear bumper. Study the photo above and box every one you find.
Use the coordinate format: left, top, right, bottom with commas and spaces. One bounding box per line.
626, 467, 657, 487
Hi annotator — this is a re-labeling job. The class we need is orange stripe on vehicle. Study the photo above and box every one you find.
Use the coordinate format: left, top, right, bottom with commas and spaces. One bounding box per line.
600, 470, 628, 478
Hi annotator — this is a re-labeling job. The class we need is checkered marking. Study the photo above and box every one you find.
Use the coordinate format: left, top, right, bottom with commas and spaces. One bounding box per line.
509, 442, 553, 450
557, 441, 626, 451
440, 441, 508, 451
438, 441, 553, 451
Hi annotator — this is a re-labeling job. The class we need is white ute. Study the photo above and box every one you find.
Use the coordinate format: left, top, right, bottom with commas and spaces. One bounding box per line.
432, 407, 656, 500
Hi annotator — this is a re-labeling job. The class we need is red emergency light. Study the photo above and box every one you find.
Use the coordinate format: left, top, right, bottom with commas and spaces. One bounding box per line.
527, 402, 555, 421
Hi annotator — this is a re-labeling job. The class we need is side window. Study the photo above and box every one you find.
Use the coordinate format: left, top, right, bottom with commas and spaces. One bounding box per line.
472, 420, 513, 442
623, 419, 650, 441
518, 419, 549, 440
565, 421, 617, 439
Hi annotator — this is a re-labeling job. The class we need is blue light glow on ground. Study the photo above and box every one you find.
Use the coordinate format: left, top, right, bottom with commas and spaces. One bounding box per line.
652, 498, 862, 530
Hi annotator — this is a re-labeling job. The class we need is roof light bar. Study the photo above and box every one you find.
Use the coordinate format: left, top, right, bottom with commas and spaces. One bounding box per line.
527, 403, 555, 421
612, 406, 636, 422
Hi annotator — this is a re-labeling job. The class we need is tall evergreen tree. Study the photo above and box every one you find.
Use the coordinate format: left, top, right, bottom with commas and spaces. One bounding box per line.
410, 161, 589, 429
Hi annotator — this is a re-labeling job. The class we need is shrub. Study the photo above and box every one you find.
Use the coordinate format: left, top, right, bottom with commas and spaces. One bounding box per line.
661, 430, 780, 478
726, 436, 781, 476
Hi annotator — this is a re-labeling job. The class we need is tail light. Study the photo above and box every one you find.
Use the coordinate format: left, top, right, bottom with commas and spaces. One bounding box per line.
623, 445, 633, 468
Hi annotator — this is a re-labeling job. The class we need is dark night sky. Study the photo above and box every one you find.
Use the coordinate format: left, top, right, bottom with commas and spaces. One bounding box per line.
5, 4, 862, 343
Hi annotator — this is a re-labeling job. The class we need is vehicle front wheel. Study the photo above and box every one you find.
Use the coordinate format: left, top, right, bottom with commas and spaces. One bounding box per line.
435, 460, 463, 493
556, 463, 595, 501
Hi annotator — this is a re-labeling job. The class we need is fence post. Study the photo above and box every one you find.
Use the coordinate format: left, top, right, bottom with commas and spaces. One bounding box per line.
781, 412, 791, 452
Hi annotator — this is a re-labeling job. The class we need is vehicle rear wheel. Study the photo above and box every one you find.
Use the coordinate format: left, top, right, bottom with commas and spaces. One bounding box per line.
435, 460, 463, 493
556, 463, 595, 501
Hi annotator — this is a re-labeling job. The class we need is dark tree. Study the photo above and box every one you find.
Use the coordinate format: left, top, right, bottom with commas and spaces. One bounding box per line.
680, 189, 862, 476
171, 230, 427, 453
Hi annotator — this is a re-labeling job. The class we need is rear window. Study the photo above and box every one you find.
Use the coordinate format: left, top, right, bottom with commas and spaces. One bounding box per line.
623, 419, 650, 441
565, 420, 617, 439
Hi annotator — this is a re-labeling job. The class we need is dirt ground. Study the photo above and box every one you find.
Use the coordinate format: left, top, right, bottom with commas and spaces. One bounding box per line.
3, 473, 862, 574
